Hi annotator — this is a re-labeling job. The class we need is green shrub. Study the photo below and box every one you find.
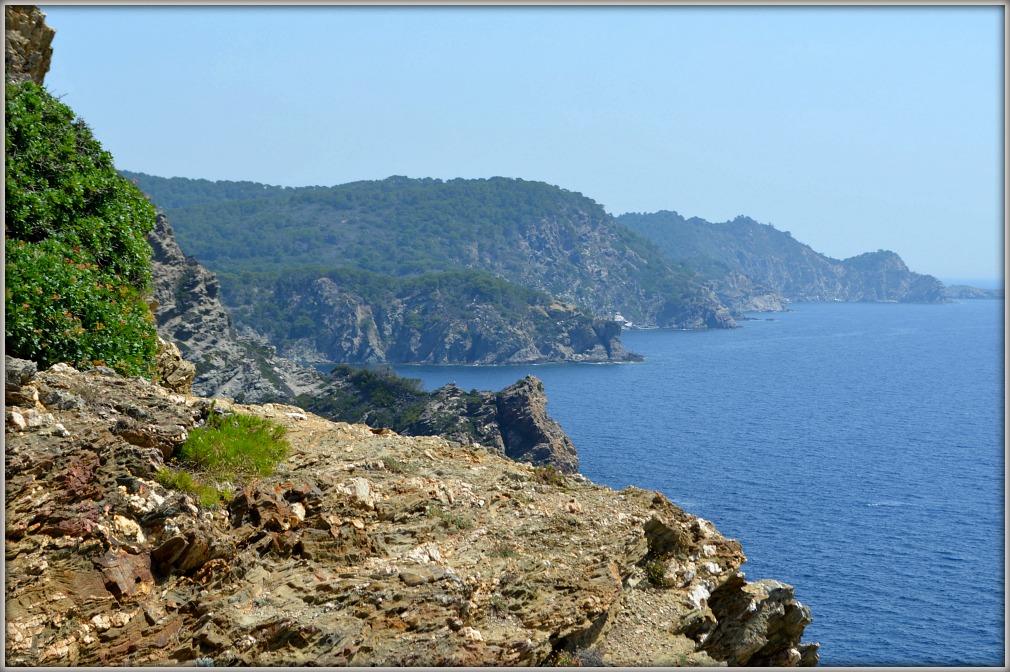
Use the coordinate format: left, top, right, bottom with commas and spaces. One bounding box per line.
380, 455, 416, 474
158, 407, 290, 507
532, 465, 566, 487
430, 504, 474, 531
645, 558, 671, 587
153, 467, 226, 509
181, 409, 290, 478
5, 81, 158, 375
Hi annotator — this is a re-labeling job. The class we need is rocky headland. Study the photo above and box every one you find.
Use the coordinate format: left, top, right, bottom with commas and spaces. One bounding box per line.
125, 171, 738, 334
5, 356, 819, 666
619, 211, 948, 312
943, 284, 1004, 300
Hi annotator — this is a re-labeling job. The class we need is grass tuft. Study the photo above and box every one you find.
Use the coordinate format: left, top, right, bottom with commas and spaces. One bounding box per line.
156, 405, 290, 507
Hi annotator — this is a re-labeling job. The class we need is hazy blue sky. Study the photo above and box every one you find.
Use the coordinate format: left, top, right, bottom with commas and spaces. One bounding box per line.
37, 5, 1004, 284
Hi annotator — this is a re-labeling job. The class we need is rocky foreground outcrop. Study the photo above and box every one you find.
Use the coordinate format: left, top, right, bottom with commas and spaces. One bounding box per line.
5, 357, 818, 666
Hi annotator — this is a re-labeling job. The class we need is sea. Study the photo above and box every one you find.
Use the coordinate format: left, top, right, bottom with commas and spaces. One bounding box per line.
392, 299, 1005, 667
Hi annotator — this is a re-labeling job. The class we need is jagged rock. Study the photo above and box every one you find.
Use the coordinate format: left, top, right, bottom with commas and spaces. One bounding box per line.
4, 5, 54, 85
5, 355, 42, 407
146, 212, 323, 403
704, 577, 820, 666
5, 355, 37, 387
154, 336, 195, 394
5, 361, 818, 667
396, 376, 578, 473
495, 375, 579, 474
403, 383, 507, 454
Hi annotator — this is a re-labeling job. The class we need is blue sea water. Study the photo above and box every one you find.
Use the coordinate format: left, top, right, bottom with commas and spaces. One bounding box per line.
394, 300, 1005, 666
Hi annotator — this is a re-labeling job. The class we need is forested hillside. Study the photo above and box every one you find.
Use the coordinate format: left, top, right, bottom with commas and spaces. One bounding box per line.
618, 210, 946, 305
124, 172, 734, 332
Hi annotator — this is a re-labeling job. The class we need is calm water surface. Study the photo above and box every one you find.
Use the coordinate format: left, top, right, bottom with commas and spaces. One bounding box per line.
394, 300, 1005, 666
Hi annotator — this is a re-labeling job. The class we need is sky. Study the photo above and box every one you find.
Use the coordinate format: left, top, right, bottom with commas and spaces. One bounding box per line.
36, 4, 1005, 285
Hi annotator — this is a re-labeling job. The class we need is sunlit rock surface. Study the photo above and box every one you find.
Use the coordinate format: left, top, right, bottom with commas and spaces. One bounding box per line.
5, 356, 818, 666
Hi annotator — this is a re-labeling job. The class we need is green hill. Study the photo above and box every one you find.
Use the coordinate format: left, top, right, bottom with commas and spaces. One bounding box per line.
123, 172, 734, 332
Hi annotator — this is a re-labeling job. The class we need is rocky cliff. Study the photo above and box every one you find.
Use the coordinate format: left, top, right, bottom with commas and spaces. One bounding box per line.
296, 368, 579, 475
149, 212, 582, 472
147, 212, 324, 404
243, 271, 642, 366
4, 5, 53, 85
835, 250, 947, 303
402, 376, 579, 474
6, 11, 817, 665
5, 356, 818, 666
619, 211, 947, 309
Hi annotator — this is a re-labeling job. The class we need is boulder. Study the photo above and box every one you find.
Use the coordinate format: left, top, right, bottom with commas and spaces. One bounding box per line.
154, 337, 195, 394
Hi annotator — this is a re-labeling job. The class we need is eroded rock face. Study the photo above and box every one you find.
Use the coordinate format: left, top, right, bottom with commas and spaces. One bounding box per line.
5, 358, 818, 666
147, 212, 323, 403
266, 275, 644, 366
4, 5, 54, 85
716, 270, 791, 314
154, 336, 195, 395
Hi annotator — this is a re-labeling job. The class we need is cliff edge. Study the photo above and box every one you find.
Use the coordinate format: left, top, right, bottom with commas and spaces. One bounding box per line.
5, 357, 818, 666
4, 5, 53, 85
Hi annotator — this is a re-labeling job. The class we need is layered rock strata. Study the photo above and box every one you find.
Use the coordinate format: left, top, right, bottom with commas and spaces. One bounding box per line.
5, 357, 818, 666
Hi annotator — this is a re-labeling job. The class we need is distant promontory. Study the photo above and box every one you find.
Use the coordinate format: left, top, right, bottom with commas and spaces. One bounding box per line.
618, 210, 948, 312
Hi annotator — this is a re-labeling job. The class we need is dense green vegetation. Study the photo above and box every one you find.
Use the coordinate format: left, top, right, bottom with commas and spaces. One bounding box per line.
124, 172, 602, 279
6, 82, 158, 375
228, 266, 567, 349
617, 211, 807, 280
295, 365, 429, 431
124, 172, 713, 328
